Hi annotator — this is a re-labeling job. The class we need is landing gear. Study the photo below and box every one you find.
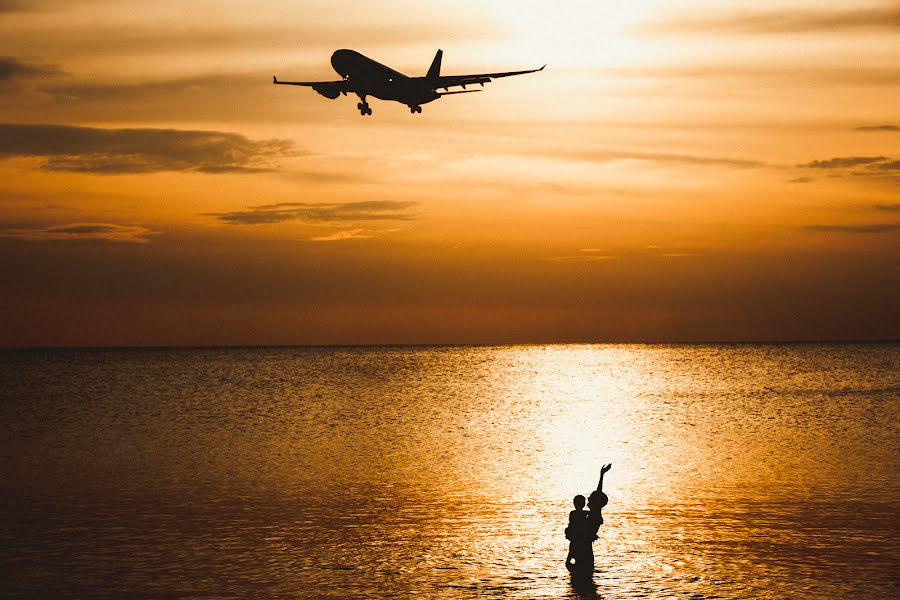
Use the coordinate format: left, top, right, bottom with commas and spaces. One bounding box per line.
409, 105, 422, 114
357, 101, 372, 116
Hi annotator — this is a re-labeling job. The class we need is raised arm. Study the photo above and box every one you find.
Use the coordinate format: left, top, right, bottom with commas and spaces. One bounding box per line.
596, 463, 612, 493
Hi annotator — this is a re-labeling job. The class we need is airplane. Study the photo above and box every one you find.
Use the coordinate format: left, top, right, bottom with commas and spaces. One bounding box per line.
273, 49, 545, 116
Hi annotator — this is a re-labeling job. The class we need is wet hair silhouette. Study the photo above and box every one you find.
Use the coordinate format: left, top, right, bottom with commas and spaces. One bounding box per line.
587, 490, 608, 511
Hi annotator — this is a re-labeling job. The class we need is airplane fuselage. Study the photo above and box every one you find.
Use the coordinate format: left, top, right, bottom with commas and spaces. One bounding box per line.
273, 49, 544, 115
330, 49, 440, 107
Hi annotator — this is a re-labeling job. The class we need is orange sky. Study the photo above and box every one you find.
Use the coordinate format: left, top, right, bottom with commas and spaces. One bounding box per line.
1, 1, 898, 345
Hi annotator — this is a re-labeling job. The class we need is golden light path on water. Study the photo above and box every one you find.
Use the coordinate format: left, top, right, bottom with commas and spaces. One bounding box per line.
3, 345, 898, 597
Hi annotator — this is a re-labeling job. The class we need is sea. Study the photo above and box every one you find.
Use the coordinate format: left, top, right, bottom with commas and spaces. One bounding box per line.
2, 344, 898, 598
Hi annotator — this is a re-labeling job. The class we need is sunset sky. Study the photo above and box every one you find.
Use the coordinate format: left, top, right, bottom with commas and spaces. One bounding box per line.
1, 0, 898, 345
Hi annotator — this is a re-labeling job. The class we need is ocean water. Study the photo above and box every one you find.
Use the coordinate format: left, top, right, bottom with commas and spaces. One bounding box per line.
2, 344, 898, 598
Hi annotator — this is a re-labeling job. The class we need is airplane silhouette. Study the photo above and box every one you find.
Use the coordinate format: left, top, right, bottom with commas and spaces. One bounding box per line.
273, 49, 545, 116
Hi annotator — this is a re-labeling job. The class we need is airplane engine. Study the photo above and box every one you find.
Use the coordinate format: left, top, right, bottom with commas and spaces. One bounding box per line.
314, 87, 340, 99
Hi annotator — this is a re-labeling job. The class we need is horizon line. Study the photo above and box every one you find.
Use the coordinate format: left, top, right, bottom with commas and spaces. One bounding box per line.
2, 339, 898, 351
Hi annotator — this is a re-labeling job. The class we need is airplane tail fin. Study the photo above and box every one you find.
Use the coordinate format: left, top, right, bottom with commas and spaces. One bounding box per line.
427, 49, 442, 79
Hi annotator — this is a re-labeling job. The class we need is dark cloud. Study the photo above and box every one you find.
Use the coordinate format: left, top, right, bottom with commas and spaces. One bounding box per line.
0, 123, 294, 174
0, 0, 29, 12
795, 155, 900, 185
640, 6, 900, 34
875, 203, 900, 212
789, 177, 814, 183
805, 223, 900, 234
0, 57, 58, 82
210, 201, 417, 225
856, 124, 900, 132
0, 222, 155, 243
801, 156, 889, 169
873, 160, 900, 171
0, 0, 73, 11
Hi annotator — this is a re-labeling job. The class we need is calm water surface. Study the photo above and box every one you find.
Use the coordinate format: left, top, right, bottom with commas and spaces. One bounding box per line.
2, 344, 898, 598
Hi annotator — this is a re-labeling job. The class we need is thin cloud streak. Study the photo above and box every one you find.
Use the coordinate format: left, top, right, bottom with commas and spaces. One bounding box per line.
609, 66, 900, 87
801, 156, 890, 169
543, 255, 616, 263
0, 0, 30, 12
537, 148, 766, 169
0, 123, 295, 174
0, 57, 58, 81
805, 223, 900, 234
856, 124, 900, 132
0, 222, 155, 243
210, 201, 418, 225
0, 19, 499, 62
310, 229, 376, 242
42, 73, 256, 103
639, 5, 900, 34
796, 156, 900, 183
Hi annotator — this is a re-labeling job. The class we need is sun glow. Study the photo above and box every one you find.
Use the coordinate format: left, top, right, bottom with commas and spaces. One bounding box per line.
493, 1, 652, 69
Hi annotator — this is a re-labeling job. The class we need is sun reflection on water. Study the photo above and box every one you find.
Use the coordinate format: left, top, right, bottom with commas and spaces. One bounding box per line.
3, 345, 898, 598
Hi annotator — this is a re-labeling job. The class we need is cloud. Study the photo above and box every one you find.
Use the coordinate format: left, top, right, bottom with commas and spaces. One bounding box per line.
0, 222, 155, 243
543, 255, 616, 263
0, 0, 30, 12
640, 6, 900, 34
0, 123, 294, 174
801, 156, 889, 169
875, 203, 900, 212
543, 249, 616, 262
210, 201, 418, 225
544, 148, 765, 169
310, 229, 376, 242
545, 247, 702, 262
0, 57, 58, 82
610, 66, 900, 87
618, 152, 763, 168
856, 124, 900, 132
0, 11, 497, 61
795, 155, 900, 184
789, 177, 814, 183
42, 73, 250, 103
0, 0, 73, 11
805, 223, 900, 234
25, 72, 340, 125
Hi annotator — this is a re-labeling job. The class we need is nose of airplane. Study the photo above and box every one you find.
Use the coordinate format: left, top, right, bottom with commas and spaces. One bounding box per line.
330, 49, 356, 76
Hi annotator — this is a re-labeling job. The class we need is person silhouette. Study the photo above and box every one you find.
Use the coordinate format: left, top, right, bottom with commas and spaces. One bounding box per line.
565, 463, 612, 573
564, 494, 590, 569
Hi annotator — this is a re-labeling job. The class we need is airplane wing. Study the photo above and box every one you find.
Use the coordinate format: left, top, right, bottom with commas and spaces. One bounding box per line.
272, 76, 349, 99
428, 65, 546, 90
